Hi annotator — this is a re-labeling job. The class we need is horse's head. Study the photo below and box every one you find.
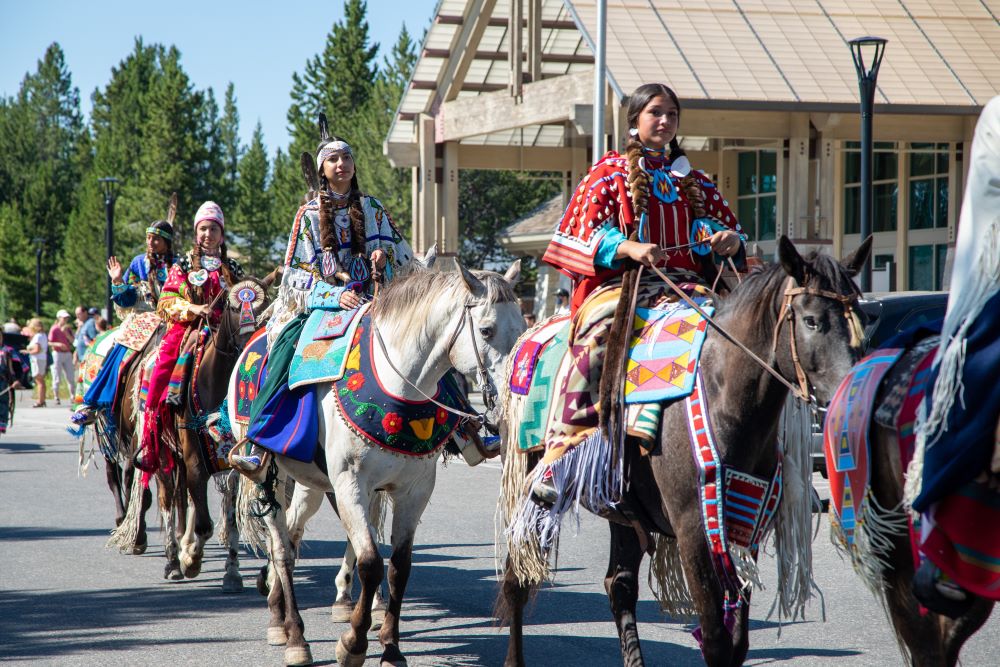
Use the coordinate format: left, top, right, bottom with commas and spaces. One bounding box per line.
452, 259, 526, 387
773, 235, 871, 405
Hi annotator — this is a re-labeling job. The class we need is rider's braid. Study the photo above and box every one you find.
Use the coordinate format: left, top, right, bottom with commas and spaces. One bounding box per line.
219, 242, 237, 286
190, 243, 205, 304
625, 136, 650, 225
347, 187, 366, 257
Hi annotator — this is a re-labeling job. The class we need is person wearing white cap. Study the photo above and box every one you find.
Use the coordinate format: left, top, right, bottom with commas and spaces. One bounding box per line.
48, 309, 76, 404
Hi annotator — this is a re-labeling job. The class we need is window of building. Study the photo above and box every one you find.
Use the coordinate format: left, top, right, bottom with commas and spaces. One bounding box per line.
844, 141, 898, 234
736, 150, 777, 241
908, 243, 949, 291
909, 142, 949, 230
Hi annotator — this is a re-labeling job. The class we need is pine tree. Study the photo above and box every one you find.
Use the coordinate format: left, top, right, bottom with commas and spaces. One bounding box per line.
0, 43, 86, 316
233, 122, 281, 276
213, 82, 241, 216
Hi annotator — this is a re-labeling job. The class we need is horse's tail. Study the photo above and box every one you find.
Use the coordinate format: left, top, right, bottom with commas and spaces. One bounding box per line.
234, 473, 269, 555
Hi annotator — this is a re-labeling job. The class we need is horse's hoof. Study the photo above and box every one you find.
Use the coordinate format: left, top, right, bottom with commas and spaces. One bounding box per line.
180, 557, 202, 579
165, 567, 184, 581
335, 637, 366, 667
131, 541, 148, 556
331, 600, 354, 623
380, 644, 406, 666
222, 572, 244, 594
267, 625, 288, 646
256, 564, 270, 596
371, 603, 386, 632
283, 643, 312, 666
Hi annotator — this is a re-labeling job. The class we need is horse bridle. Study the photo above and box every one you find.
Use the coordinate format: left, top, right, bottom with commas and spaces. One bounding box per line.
372, 298, 500, 432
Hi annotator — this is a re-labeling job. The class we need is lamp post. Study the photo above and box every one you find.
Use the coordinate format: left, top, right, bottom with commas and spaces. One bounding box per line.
33, 237, 44, 315
98, 177, 120, 323
849, 36, 887, 292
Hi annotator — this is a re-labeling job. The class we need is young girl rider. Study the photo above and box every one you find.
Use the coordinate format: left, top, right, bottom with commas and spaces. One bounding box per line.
136, 203, 243, 478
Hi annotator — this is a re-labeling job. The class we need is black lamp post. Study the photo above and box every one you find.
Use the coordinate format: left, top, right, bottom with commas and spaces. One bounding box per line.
98, 177, 120, 323
849, 36, 887, 292
33, 237, 44, 315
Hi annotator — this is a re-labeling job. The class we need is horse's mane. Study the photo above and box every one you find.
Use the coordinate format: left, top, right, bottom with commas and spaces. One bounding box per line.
371, 268, 517, 339
718, 251, 859, 332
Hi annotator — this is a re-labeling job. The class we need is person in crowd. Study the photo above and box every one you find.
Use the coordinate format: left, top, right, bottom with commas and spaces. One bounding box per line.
48, 310, 76, 405
94, 317, 108, 333
23, 318, 49, 407
73, 306, 97, 366
0, 330, 19, 435
3, 319, 20, 335
552, 288, 570, 316
524, 312, 537, 327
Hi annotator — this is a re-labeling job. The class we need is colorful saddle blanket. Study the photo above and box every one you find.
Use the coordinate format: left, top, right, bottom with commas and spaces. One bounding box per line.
116, 311, 162, 351
288, 305, 367, 390
333, 316, 467, 458
510, 299, 713, 452
74, 328, 124, 405
823, 348, 904, 551
229, 327, 269, 426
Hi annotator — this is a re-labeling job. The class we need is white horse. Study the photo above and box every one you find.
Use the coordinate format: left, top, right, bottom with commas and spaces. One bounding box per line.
231, 260, 525, 666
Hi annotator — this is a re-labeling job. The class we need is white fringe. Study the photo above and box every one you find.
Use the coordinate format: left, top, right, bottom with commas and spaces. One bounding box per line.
829, 491, 909, 601
767, 394, 820, 625
235, 473, 269, 555
920, 217, 1000, 445
903, 401, 928, 515
107, 471, 144, 552
648, 534, 697, 619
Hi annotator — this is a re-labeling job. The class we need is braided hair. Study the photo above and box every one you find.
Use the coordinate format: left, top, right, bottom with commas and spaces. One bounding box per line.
624, 83, 686, 223
317, 135, 366, 258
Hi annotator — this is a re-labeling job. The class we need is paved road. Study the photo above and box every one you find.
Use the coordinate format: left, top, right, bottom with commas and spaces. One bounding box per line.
1, 398, 996, 666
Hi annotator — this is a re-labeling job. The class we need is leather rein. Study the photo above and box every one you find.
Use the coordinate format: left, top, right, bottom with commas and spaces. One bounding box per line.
647, 264, 860, 405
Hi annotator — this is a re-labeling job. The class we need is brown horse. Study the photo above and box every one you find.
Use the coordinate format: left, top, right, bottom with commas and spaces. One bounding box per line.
839, 338, 994, 666
166, 270, 278, 588
497, 236, 871, 667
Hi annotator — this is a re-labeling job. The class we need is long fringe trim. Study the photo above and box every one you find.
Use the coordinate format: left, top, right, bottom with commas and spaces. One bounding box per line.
236, 473, 270, 555
767, 395, 822, 627
903, 402, 928, 514
505, 429, 622, 587
921, 217, 1000, 445
830, 490, 909, 598
648, 534, 697, 619
107, 471, 145, 552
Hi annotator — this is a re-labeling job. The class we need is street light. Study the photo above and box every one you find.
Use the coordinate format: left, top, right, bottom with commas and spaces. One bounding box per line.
849, 36, 887, 292
33, 237, 44, 315
98, 177, 120, 323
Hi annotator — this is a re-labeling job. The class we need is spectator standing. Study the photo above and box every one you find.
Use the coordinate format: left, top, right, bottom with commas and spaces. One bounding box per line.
24, 318, 48, 407
94, 316, 109, 333
73, 306, 97, 366
48, 310, 76, 405
553, 288, 571, 316
3, 319, 20, 334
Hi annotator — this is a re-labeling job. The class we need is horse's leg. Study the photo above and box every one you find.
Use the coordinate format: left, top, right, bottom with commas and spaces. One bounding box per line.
104, 455, 127, 526
178, 436, 213, 579
606, 522, 646, 667
260, 490, 312, 665
221, 471, 244, 594
333, 477, 383, 667
729, 588, 751, 667
157, 470, 183, 580
332, 539, 358, 622
942, 599, 994, 667
675, 515, 731, 667
500, 557, 532, 667
378, 480, 433, 667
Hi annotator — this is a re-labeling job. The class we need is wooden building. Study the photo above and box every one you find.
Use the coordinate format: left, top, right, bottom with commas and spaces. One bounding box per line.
384, 0, 1000, 314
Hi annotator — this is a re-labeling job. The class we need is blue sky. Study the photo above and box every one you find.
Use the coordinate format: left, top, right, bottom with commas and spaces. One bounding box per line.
0, 0, 438, 153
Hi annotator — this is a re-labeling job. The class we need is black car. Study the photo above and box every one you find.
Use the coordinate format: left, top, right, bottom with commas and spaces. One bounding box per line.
811, 291, 949, 476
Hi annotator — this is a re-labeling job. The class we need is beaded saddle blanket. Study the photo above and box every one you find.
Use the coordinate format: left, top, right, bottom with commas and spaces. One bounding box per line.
288, 305, 367, 390
333, 317, 468, 458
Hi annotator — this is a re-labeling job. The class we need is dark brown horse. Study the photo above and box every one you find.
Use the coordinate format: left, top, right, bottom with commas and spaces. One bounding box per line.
165, 270, 278, 587
497, 236, 871, 666
843, 339, 994, 666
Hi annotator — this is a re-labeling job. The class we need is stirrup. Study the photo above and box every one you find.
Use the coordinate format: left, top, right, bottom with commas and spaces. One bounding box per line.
228, 443, 272, 482
912, 560, 974, 619
71, 408, 96, 426
529, 477, 559, 509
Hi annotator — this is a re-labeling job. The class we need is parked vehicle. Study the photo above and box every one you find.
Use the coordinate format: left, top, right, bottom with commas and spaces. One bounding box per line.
811, 291, 949, 477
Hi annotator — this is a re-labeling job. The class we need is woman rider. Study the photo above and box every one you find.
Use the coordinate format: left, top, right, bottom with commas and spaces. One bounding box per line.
230, 135, 414, 477
136, 202, 244, 480
530, 83, 746, 506
71, 220, 175, 425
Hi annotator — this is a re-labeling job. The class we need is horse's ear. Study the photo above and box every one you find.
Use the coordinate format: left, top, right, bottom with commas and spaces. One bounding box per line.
503, 259, 521, 285
262, 265, 283, 288
166, 192, 178, 225
777, 235, 806, 284
842, 235, 873, 278
318, 112, 330, 143
455, 258, 485, 296
300, 152, 319, 196
419, 243, 438, 269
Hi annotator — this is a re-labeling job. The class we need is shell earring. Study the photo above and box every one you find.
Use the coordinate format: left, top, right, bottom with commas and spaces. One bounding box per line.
629, 128, 639, 137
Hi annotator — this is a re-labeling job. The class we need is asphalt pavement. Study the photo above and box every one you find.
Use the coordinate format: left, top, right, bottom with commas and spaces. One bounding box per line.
1, 396, 996, 666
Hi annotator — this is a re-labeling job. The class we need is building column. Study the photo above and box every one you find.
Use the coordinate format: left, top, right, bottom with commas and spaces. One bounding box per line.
895, 146, 910, 291
830, 140, 844, 259
440, 140, 459, 257
415, 113, 437, 255
787, 113, 810, 240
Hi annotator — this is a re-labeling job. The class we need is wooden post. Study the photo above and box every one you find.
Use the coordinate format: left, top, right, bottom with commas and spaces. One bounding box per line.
416, 114, 437, 254
527, 0, 542, 82
509, 0, 523, 98
441, 141, 459, 256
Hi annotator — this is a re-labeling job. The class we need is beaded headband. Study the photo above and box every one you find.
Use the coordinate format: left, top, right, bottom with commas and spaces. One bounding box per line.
316, 140, 353, 170
146, 225, 173, 241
